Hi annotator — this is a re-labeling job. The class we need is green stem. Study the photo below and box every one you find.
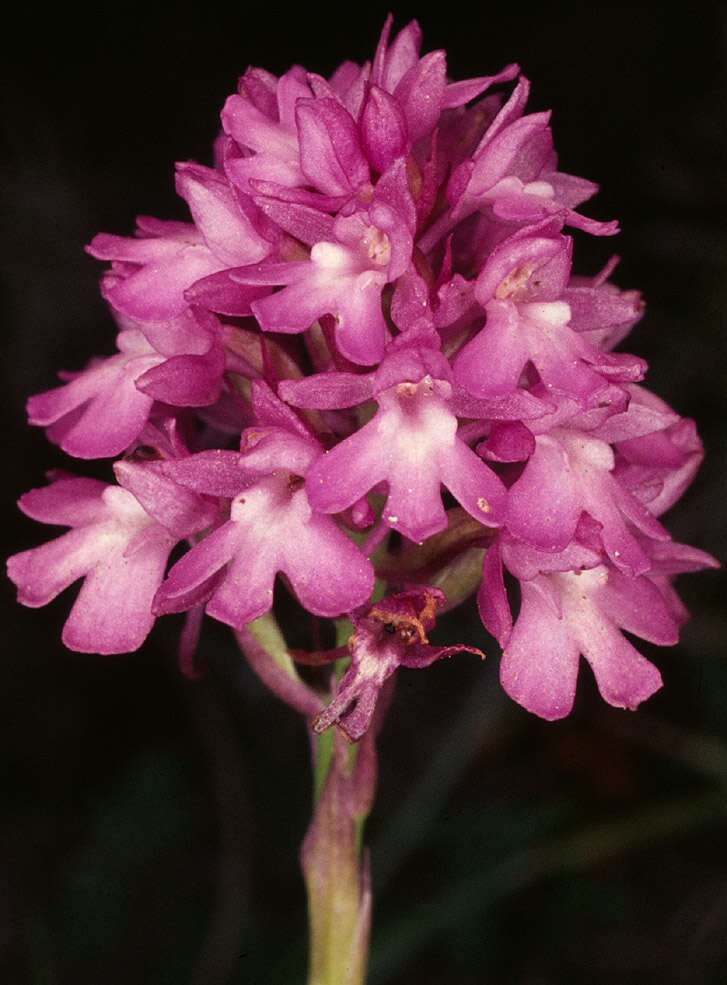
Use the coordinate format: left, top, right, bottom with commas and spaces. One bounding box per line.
302, 728, 375, 985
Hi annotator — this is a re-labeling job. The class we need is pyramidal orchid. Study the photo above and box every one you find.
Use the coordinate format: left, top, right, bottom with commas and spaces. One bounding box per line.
7, 17, 717, 985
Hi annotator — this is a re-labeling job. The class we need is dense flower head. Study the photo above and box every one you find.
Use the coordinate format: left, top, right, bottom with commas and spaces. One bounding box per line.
8, 16, 717, 730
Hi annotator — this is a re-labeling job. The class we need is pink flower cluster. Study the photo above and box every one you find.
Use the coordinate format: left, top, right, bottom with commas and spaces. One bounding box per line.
8, 17, 716, 724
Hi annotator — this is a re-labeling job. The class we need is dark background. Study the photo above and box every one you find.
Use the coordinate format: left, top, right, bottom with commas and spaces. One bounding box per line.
2, 2, 726, 983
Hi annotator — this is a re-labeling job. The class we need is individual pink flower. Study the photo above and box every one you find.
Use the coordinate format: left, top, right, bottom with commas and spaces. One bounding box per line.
152, 415, 375, 628
87, 164, 272, 324
231, 158, 416, 364
286, 346, 507, 543
26, 313, 226, 459
505, 428, 669, 575
7, 469, 215, 654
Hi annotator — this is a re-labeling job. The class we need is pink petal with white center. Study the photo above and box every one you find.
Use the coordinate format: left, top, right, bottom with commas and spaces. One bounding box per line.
307, 372, 505, 543
518, 301, 610, 402
249, 249, 390, 365
559, 569, 664, 710
274, 492, 374, 617
9, 482, 175, 654
473, 221, 571, 305
557, 432, 659, 575
157, 475, 373, 626
501, 566, 665, 720
203, 524, 282, 628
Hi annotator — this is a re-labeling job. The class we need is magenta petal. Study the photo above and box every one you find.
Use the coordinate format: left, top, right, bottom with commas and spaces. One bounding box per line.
384, 459, 448, 542
154, 521, 242, 614
439, 440, 507, 528
360, 85, 408, 173
279, 500, 374, 617
453, 301, 527, 399
16, 478, 108, 527
394, 49, 446, 141
103, 246, 225, 323
574, 612, 663, 712
175, 162, 270, 266
29, 344, 160, 459
8, 527, 106, 607
295, 98, 369, 197
306, 421, 386, 516
501, 576, 580, 720
183, 269, 272, 316
507, 435, 582, 550
204, 530, 279, 627
597, 568, 678, 646
113, 460, 216, 537
331, 278, 390, 365
62, 530, 171, 654
160, 450, 249, 497
250, 281, 321, 334
279, 372, 374, 410
477, 542, 512, 647
135, 347, 225, 407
